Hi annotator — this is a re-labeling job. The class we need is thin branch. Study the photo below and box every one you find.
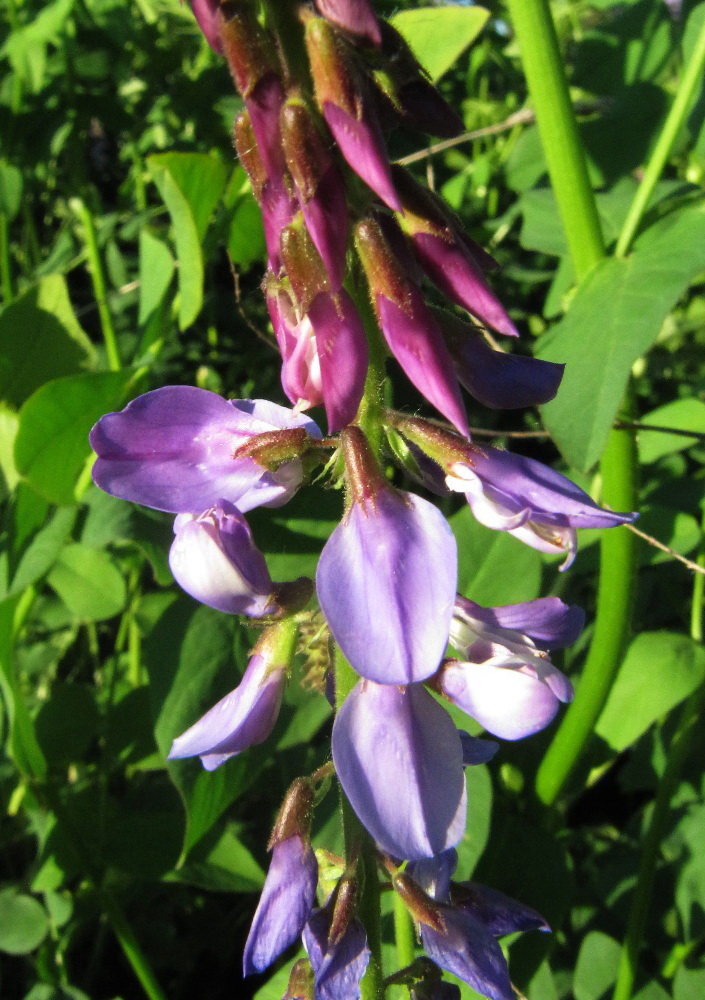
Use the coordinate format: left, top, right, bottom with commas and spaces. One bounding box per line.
625, 522, 705, 576
615, 419, 705, 441
393, 100, 609, 168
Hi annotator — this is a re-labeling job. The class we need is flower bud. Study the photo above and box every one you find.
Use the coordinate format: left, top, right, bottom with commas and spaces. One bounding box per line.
314, 0, 382, 47
269, 778, 316, 848
305, 17, 401, 211
355, 219, 468, 434
234, 110, 267, 201
281, 100, 349, 288
188, 0, 223, 55
280, 217, 331, 313
283, 960, 315, 1000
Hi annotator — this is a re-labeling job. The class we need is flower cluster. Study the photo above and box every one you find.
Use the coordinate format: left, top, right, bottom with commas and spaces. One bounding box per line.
90, 1, 637, 997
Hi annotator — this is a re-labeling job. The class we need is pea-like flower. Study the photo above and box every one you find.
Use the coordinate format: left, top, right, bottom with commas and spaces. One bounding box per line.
90, 387, 320, 515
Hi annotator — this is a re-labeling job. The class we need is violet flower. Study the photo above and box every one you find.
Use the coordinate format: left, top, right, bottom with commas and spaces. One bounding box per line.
434, 596, 579, 740
267, 287, 368, 433
167, 624, 295, 769
446, 446, 636, 569
169, 501, 275, 616
316, 428, 458, 685
188, 0, 223, 55
332, 680, 467, 860
90, 387, 320, 515
303, 894, 371, 1000
306, 18, 401, 211
243, 834, 318, 975
314, 0, 382, 47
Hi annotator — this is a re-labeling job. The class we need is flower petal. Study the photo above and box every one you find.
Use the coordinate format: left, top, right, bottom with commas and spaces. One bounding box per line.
453, 881, 550, 938
303, 904, 370, 1000
308, 290, 368, 432
317, 491, 457, 685
456, 596, 585, 650
420, 908, 514, 1000
450, 332, 564, 409
243, 835, 318, 975
323, 102, 401, 212
332, 681, 467, 860
167, 654, 285, 769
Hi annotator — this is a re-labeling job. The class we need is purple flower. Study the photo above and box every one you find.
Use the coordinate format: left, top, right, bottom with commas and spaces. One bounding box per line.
303, 895, 370, 1000
420, 907, 514, 1000
169, 502, 275, 616
433, 596, 578, 740
332, 681, 467, 860
314, 0, 382, 46
446, 446, 636, 569
188, 0, 223, 54
316, 432, 457, 684
262, 179, 299, 274
441, 317, 564, 409
267, 288, 368, 433
305, 18, 401, 211
167, 640, 289, 770
452, 881, 549, 938
90, 387, 320, 515
243, 834, 318, 975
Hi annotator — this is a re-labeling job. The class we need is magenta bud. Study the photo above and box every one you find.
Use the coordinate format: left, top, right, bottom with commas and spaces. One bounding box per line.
355, 219, 468, 435
234, 110, 267, 201
262, 179, 299, 273
188, 0, 223, 55
281, 101, 349, 288
305, 18, 400, 211
314, 0, 382, 46
280, 218, 331, 313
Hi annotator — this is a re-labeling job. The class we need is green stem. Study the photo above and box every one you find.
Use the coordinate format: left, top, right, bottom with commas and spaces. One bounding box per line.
611, 507, 705, 1000
537, 401, 638, 805
335, 648, 385, 1000
0, 212, 13, 305
71, 197, 122, 371
504, 0, 605, 282
393, 892, 416, 971
615, 14, 705, 258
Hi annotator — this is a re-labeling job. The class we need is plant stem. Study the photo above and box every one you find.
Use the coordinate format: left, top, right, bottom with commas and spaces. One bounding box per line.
615, 13, 705, 258
393, 891, 416, 971
334, 648, 385, 1000
0, 212, 13, 305
504, 0, 605, 282
611, 507, 705, 1000
71, 197, 122, 371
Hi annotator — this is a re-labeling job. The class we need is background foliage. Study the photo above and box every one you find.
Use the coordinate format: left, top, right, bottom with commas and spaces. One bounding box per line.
0, 0, 704, 998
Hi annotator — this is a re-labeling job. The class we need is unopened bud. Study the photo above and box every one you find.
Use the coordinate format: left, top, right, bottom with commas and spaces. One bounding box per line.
219, 1, 280, 97
354, 218, 412, 312
314, 0, 382, 47
281, 100, 332, 203
269, 777, 315, 848
305, 17, 359, 117
393, 872, 447, 933
283, 959, 315, 1000
234, 110, 267, 201
280, 219, 331, 313
233, 427, 312, 470
329, 874, 358, 946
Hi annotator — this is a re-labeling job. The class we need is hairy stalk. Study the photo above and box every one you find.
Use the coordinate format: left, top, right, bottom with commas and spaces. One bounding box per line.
393, 891, 416, 971
71, 198, 122, 371
611, 508, 705, 1000
335, 647, 385, 1000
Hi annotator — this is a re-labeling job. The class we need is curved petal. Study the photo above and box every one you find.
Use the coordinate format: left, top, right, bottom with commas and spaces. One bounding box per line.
420, 908, 514, 1000
332, 681, 467, 860
439, 659, 564, 740
169, 503, 274, 616
243, 835, 318, 975
317, 491, 457, 685
188, 0, 223, 54
301, 165, 349, 291
407, 849, 458, 904
167, 654, 285, 769
308, 290, 368, 432
323, 102, 401, 212
90, 387, 319, 514
304, 904, 370, 1000
412, 232, 518, 338
377, 290, 468, 437
451, 332, 564, 409
454, 881, 550, 938
457, 596, 585, 649
314, 0, 382, 46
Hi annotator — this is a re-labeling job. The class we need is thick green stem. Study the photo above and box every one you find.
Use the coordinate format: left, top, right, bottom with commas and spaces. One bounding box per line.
505, 0, 641, 806
335, 649, 385, 1000
504, 0, 605, 282
611, 509, 705, 1000
393, 892, 416, 971
71, 198, 122, 371
616, 14, 705, 258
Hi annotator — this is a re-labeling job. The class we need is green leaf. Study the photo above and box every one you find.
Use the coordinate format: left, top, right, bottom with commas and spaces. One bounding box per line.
14, 370, 134, 505
1, 0, 74, 91
143, 598, 258, 854
47, 544, 127, 621
456, 765, 492, 878
596, 632, 705, 752
0, 403, 20, 497
170, 823, 265, 893
449, 505, 543, 606
574, 931, 621, 1000
148, 152, 228, 330
637, 399, 705, 463
674, 966, 705, 1000
9, 505, 77, 598
34, 683, 100, 766
0, 275, 96, 408
0, 889, 49, 955
391, 6, 490, 81
224, 166, 266, 269
0, 597, 47, 780
538, 202, 705, 470
138, 227, 175, 324
0, 160, 23, 220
